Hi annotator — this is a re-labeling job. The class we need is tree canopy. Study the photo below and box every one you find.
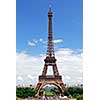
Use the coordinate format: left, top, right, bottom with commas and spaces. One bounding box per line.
64, 87, 83, 100
16, 87, 35, 99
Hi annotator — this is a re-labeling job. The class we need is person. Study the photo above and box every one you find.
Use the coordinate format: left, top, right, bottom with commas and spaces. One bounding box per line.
69, 94, 72, 98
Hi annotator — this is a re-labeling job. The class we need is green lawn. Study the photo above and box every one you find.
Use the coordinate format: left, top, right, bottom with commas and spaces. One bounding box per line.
45, 91, 54, 96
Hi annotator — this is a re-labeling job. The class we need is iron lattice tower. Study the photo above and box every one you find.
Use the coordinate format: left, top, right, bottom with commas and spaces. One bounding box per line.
35, 8, 66, 96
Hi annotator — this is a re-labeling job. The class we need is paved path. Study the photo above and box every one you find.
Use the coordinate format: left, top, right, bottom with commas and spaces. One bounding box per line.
45, 95, 60, 100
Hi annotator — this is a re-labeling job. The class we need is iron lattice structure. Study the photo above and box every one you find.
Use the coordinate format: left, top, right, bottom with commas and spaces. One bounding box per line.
35, 8, 66, 96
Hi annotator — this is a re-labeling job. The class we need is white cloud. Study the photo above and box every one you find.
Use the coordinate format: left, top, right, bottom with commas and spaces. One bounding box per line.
27, 41, 36, 47
39, 38, 47, 45
16, 51, 44, 85
27, 38, 38, 47
32, 39, 38, 43
40, 38, 43, 42
53, 39, 63, 43
65, 76, 71, 80
17, 76, 23, 81
16, 48, 82, 86
27, 74, 34, 79
27, 38, 63, 48
39, 38, 63, 44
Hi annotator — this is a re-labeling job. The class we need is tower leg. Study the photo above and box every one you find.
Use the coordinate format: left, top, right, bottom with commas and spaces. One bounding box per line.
35, 82, 42, 96
53, 64, 59, 76
42, 64, 48, 76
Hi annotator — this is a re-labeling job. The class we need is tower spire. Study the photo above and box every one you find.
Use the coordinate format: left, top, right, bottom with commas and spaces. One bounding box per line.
48, 6, 52, 33
49, 4, 52, 12
47, 7, 55, 57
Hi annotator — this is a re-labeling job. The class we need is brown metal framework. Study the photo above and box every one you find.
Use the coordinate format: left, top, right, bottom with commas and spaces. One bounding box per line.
35, 8, 66, 96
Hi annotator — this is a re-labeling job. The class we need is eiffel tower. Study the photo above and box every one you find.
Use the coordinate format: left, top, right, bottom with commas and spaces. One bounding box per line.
35, 8, 66, 96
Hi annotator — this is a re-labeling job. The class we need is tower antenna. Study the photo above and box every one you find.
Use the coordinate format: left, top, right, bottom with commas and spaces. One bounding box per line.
49, 4, 52, 11
49, 3, 52, 8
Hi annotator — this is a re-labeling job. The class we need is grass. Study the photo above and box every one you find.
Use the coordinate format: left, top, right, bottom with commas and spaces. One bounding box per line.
45, 91, 54, 96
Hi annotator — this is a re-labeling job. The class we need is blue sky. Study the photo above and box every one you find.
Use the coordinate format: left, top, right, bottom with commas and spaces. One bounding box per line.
16, 0, 83, 55
16, 0, 83, 85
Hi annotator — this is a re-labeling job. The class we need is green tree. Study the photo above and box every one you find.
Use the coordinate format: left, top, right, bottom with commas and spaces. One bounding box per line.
39, 88, 45, 95
76, 94, 83, 100
16, 96, 19, 100
51, 88, 61, 94
16, 87, 35, 99
64, 89, 70, 96
64, 86, 83, 100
